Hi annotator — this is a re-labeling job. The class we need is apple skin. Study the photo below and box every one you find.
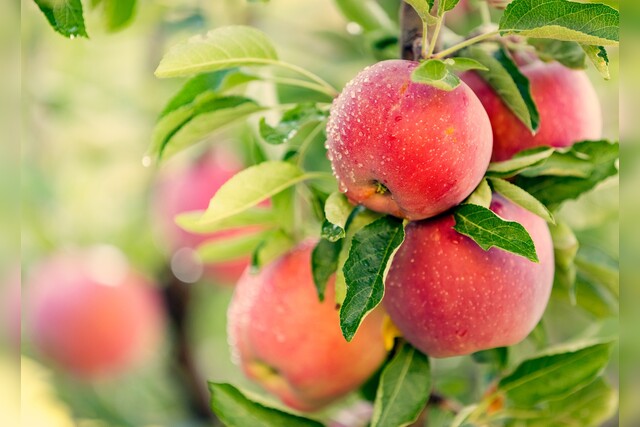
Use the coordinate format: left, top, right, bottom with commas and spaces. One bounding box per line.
152, 148, 254, 283
384, 195, 554, 358
462, 61, 602, 161
326, 59, 493, 221
228, 241, 387, 412
26, 250, 165, 379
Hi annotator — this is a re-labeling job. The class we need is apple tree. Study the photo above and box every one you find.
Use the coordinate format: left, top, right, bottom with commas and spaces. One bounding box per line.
29, 0, 619, 426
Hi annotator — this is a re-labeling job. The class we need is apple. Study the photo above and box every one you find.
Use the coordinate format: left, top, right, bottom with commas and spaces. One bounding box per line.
228, 241, 387, 412
152, 147, 256, 283
384, 195, 554, 358
462, 60, 602, 161
326, 59, 492, 221
26, 247, 165, 378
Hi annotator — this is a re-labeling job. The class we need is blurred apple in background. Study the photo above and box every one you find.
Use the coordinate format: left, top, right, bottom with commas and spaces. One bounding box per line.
25, 246, 165, 379
152, 147, 260, 284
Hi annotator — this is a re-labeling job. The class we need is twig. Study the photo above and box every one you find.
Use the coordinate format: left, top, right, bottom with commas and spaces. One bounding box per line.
161, 270, 220, 425
400, 2, 424, 60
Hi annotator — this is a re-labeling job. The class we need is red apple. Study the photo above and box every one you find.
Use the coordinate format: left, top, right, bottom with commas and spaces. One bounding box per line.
152, 147, 256, 283
384, 195, 554, 358
26, 247, 165, 378
326, 59, 492, 221
228, 241, 387, 412
462, 60, 602, 161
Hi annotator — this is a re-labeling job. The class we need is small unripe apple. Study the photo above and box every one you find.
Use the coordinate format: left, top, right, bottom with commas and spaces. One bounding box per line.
462, 60, 602, 161
26, 247, 165, 379
152, 148, 254, 283
326, 59, 492, 221
228, 241, 387, 412
384, 195, 554, 358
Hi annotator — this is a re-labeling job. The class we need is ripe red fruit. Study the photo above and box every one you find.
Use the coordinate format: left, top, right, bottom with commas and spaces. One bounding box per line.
384, 195, 554, 358
326, 59, 493, 221
152, 148, 255, 283
462, 61, 602, 161
228, 241, 387, 412
26, 248, 165, 378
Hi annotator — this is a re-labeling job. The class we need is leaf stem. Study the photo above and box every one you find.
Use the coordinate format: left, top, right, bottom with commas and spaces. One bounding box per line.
421, 20, 430, 59
251, 75, 337, 98
432, 30, 499, 58
266, 60, 339, 98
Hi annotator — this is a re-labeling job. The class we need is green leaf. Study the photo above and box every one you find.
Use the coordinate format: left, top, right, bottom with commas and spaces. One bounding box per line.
488, 178, 555, 224
34, 0, 88, 38
259, 104, 327, 145
160, 69, 256, 118
321, 220, 346, 242
499, 0, 619, 46
151, 95, 263, 160
549, 221, 579, 302
464, 44, 540, 132
453, 204, 539, 262
515, 140, 619, 210
527, 39, 587, 69
198, 231, 271, 263
550, 222, 578, 270
198, 161, 313, 225
575, 246, 619, 298
443, 0, 462, 12
519, 149, 595, 178
311, 239, 342, 301
411, 59, 461, 91
176, 208, 276, 234
156, 25, 278, 78
340, 216, 405, 341
582, 45, 611, 80
251, 229, 295, 270
371, 343, 431, 427
573, 274, 619, 319
472, 347, 508, 369
333, 0, 395, 32
321, 192, 355, 242
209, 383, 323, 427
463, 178, 492, 208
498, 339, 615, 405
486, 147, 555, 178
444, 57, 489, 72
505, 378, 618, 427
102, 0, 136, 31
334, 208, 383, 306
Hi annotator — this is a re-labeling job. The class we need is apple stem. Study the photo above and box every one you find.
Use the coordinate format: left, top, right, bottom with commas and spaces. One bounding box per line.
425, 13, 445, 58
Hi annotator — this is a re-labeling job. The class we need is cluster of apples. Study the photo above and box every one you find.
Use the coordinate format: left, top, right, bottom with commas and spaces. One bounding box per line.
228, 56, 601, 411
23, 55, 600, 411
